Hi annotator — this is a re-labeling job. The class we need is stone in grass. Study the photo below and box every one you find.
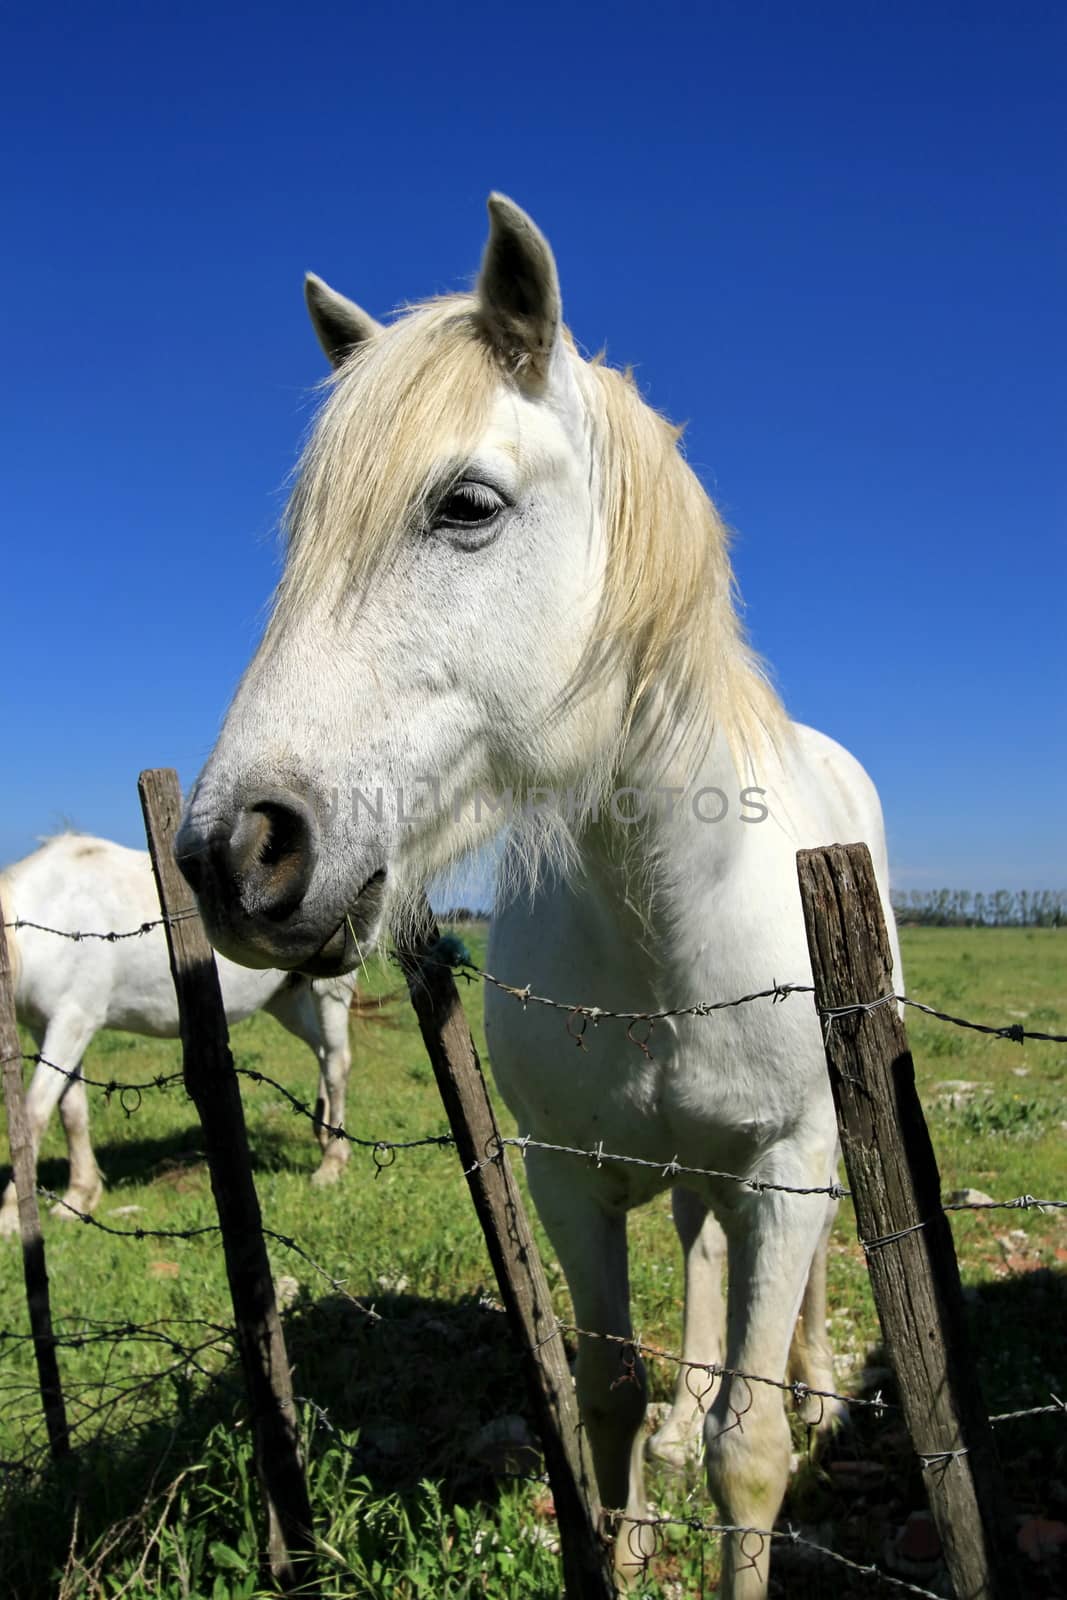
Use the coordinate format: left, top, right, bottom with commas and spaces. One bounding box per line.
946, 1188, 996, 1208
273, 1274, 301, 1311
376, 1271, 411, 1294
885, 1510, 944, 1581
467, 1414, 542, 1477
934, 1080, 981, 1110
1017, 1517, 1067, 1562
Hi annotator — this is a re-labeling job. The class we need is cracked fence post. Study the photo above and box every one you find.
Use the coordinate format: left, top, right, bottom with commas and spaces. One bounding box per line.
796, 842, 1018, 1600
139, 768, 316, 1594
396, 892, 614, 1600
0, 903, 70, 1464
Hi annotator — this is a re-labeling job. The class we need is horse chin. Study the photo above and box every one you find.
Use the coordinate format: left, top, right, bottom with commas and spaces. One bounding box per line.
297, 868, 388, 978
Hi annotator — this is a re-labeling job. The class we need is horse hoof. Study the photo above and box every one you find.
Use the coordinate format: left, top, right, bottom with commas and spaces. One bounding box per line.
646, 1428, 702, 1474
52, 1182, 104, 1221
795, 1389, 847, 1436
310, 1158, 346, 1188
612, 1512, 657, 1585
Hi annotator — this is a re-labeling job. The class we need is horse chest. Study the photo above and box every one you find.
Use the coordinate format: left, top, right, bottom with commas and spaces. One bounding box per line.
486, 979, 796, 1187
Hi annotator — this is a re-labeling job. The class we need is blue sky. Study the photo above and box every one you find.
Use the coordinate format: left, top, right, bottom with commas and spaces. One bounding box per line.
2, 3, 1063, 904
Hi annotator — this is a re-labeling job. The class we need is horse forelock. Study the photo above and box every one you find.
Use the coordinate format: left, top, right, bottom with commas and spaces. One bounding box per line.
274, 295, 500, 627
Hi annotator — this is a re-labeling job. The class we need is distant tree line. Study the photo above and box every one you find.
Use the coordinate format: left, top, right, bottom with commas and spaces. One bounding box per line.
891, 890, 1067, 927
447, 897, 1067, 928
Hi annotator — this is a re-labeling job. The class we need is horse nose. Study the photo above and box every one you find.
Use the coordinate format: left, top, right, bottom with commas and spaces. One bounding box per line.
176, 791, 319, 923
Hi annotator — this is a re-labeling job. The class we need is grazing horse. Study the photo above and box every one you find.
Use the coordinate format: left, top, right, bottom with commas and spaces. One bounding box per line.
1, 833, 360, 1234
174, 196, 899, 1597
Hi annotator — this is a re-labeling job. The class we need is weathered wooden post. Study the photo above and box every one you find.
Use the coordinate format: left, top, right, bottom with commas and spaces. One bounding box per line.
0, 903, 70, 1463
139, 769, 316, 1593
797, 842, 1019, 1599
396, 893, 615, 1600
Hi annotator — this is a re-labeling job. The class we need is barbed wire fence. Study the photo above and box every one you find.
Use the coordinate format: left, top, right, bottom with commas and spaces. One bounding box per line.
0, 812, 1064, 1595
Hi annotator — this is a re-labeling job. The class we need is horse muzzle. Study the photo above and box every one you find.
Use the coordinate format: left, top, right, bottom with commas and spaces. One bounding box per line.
174, 787, 385, 973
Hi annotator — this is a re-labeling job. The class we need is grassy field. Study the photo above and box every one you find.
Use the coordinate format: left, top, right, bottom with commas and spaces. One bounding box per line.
0, 926, 1063, 1597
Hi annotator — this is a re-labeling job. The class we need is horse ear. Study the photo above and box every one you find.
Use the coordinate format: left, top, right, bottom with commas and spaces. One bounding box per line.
476, 194, 561, 389
304, 273, 383, 368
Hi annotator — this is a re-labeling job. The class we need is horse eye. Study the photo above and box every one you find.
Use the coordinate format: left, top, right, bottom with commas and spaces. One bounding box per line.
433, 480, 506, 531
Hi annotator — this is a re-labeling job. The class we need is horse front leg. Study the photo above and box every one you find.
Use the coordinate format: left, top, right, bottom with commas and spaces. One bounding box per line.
55, 1069, 104, 1219
647, 1187, 725, 1472
786, 1191, 842, 1436
308, 983, 352, 1186
650, 1189, 840, 1474
264, 980, 353, 1185
525, 1154, 653, 1588
705, 1188, 831, 1600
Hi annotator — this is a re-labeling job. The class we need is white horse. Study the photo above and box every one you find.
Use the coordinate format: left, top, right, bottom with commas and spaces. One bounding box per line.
174, 196, 900, 1598
1, 833, 361, 1235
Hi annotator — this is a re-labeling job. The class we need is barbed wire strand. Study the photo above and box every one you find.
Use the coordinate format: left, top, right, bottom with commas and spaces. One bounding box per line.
18, 1052, 1066, 1216
6, 906, 1065, 1041
483, 1132, 1067, 1216
441, 954, 1067, 1044
554, 1320, 1063, 1431
17, 1052, 457, 1160
616, 1511, 948, 1600
989, 1394, 1065, 1424
0, 1328, 235, 1475
2, 911, 198, 943
552, 1321, 889, 1417
34, 1188, 381, 1322
0, 1316, 230, 1353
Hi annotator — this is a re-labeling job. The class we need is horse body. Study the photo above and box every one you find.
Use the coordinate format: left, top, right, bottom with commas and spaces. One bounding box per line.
487, 722, 898, 1545
1, 833, 358, 1235
173, 197, 899, 1597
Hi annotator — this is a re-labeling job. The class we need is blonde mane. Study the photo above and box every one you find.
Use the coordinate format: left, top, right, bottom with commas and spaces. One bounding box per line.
274, 295, 784, 772
274, 297, 497, 625
580, 359, 784, 770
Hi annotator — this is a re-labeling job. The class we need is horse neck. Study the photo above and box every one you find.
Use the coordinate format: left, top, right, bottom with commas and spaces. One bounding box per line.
573, 720, 757, 986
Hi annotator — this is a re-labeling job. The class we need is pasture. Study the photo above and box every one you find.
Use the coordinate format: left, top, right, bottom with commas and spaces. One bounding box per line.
1, 924, 1064, 1598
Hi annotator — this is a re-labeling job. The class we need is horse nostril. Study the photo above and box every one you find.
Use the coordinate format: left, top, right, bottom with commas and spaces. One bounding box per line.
230, 794, 318, 921
250, 802, 305, 870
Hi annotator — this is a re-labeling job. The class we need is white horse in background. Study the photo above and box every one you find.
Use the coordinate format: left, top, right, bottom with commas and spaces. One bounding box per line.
173, 196, 900, 1597
1, 833, 361, 1236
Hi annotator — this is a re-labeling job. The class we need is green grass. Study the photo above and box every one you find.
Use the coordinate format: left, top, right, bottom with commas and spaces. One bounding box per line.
1, 928, 1064, 1597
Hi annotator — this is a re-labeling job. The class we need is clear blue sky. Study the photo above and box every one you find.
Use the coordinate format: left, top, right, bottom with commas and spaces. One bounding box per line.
3, 3, 1064, 903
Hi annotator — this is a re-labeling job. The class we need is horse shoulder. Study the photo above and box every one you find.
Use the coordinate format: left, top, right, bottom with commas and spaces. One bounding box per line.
789, 724, 889, 849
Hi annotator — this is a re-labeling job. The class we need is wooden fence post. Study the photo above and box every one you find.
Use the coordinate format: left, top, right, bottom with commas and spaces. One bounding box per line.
138, 769, 315, 1594
796, 842, 1019, 1599
395, 894, 615, 1600
0, 903, 70, 1463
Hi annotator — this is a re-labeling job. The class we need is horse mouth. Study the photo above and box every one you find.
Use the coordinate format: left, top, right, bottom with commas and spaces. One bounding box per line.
298, 868, 387, 977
